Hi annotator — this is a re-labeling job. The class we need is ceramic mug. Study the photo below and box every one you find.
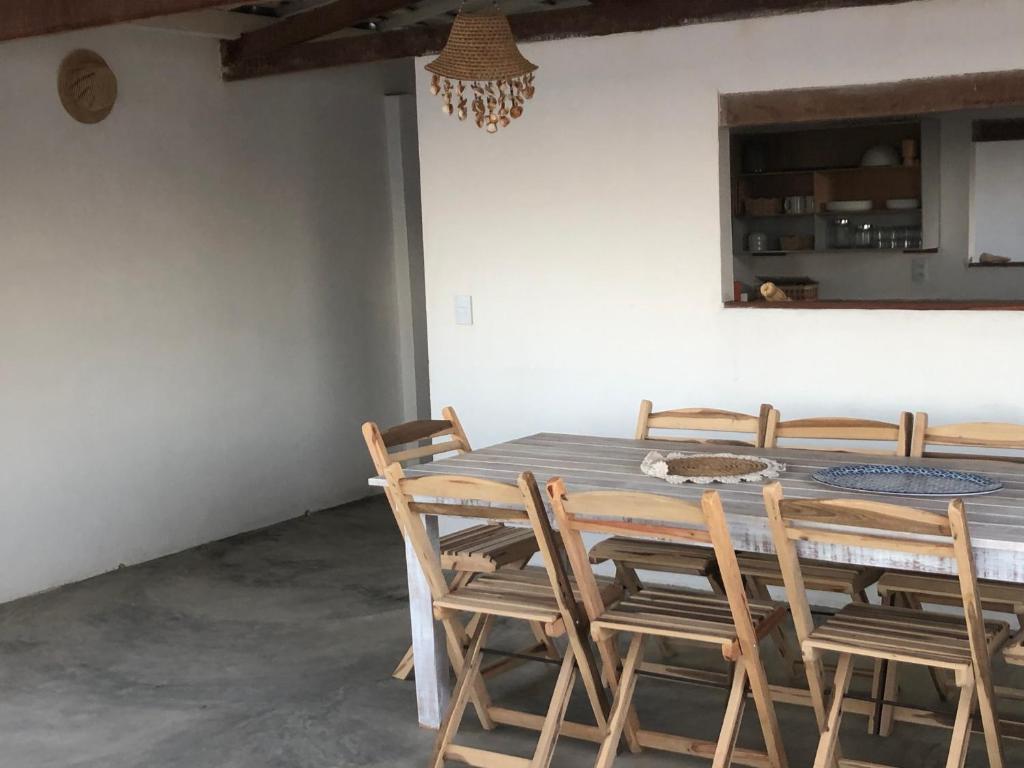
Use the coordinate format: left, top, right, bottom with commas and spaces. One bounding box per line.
783, 195, 805, 214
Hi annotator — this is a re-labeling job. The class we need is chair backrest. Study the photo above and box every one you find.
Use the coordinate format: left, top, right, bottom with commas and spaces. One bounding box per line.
911, 412, 1024, 462
635, 400, 773, 447
763, 409, 911, 456
362, 406, 471, 475
385, 464, 573, 610
547, 479, 758, 660
762, 482, 989, 673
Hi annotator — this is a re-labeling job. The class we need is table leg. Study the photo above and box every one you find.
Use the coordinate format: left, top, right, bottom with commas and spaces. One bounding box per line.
405, 515, 449, 728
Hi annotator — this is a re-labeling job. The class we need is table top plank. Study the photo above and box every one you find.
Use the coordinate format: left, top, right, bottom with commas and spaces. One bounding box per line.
372, 432, 1024, 582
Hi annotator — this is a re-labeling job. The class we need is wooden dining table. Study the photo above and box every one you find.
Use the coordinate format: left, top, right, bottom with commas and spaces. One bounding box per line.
368, 432, 1024, 729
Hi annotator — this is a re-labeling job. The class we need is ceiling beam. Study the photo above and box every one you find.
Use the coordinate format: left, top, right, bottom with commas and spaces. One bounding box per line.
222, 0, 920, 81
222, 0, 417, 63
0, 0, 235, 43
134, 8, 275, 39
721, 69, 1024, 127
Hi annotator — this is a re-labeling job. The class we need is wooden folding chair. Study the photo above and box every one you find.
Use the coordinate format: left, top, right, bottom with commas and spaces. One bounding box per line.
746, 410, 909, 684
763, 409, 912, 456
385, 465, 615, 768
634, 400, 773, 447
362, 407, 540, 680
880, 413, 1024, 694
910, 413, 1024, 462
764, 482, 1009, 768
550, 479, 790, 768
590, 401, 773, 597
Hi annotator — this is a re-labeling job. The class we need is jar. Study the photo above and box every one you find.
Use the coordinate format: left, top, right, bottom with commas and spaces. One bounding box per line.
854, 223, 873, 248
831, 217, 851, 249
874, 226, 896, 249
748, 232, 769, 252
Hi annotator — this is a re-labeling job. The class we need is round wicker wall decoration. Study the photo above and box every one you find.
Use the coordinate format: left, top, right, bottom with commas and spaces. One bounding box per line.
58, 50, 117, 125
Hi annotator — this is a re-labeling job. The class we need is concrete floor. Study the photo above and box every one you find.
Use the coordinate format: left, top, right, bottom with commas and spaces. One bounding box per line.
1, 495, 1021, 767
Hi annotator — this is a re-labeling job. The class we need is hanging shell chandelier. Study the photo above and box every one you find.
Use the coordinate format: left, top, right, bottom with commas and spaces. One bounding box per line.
425, 4, 537, 133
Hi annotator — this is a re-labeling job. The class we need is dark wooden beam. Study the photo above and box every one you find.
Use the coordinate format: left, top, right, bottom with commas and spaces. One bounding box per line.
222, 0, 919, 81
222, 0, 416, 63
721, 69, 1024, 127
0, 0, 232, 43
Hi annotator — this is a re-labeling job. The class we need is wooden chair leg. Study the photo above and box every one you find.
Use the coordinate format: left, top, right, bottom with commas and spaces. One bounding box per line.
529, 621, 561, 659
878, 659, 900, 737
441, 615, 495, 730
567, 631, 611, 735
529, 649, 578, 768
615, 564, 643, 594
745, 643, 789, 768
392, 644, 415, 680
871, 592, 909, 734
868, 658, 883, 733
594, 632, 642, 753
801, 650, 841, 768
431, 615, 494, 768
712, 658, 749, 768
945, 668, 977, 768
813, 653, 854, 768
974, 656, 1006, 768
929, 665, 955, 703
594, 633, 645, 768
747, 576, 798, 674
393, 570, 477, 682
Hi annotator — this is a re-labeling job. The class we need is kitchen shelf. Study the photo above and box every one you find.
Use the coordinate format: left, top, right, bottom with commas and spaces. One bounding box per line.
818, 209, 921, 216
738, 169, 815, 178
735, 249, 816, 256
736, 248, 930, 256
724, 299, 1024, 311
740, 165, 917, 178
736, 213, 815, 220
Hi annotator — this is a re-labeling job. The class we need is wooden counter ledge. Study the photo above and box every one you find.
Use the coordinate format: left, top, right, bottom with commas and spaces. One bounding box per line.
724, 299, 1024, 311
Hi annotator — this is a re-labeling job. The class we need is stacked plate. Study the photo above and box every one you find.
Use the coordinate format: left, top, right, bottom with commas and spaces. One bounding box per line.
825, 200, 872, 213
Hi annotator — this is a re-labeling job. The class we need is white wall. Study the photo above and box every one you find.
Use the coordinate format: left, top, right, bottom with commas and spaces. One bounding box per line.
417, 0, 1024, 451
972, 138, 1024, 263
0, 26, 413, 602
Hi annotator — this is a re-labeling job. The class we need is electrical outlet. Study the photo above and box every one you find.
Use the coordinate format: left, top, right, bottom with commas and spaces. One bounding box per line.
454, 295, 473, 326
911, 257, 928, 284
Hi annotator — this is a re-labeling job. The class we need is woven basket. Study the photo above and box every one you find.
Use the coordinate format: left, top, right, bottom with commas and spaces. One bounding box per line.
779, 235, 814, 251
426, 10, 537, 81
780, 281, 818, 301
744, 197, 782, 216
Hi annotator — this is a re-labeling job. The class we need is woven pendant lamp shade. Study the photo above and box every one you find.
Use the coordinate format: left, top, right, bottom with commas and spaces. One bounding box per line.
425, 8, 538, 133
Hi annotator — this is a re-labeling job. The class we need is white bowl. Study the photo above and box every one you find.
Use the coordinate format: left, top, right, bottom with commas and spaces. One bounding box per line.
861, 145, 900, 167
885, 198, 920, 210
826, 200, 873, 213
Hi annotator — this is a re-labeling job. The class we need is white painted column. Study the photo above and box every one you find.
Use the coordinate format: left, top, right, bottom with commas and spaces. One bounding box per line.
384, 94, 429, 425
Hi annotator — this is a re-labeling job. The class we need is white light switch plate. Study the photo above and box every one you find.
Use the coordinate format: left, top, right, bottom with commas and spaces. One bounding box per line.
911, 257, 928, 284
455, 295, 473, 326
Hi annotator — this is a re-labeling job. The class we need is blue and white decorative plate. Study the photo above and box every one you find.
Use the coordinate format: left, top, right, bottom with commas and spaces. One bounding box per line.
811, 464, 1002, 497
